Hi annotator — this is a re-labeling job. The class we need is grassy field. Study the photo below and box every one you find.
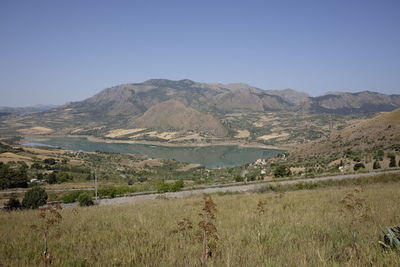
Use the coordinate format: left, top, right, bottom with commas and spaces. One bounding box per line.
1, 179, 400, 266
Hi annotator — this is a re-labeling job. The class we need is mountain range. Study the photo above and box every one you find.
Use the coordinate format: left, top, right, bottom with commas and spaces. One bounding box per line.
2, 79, 400, 142
0, 105, 58, 116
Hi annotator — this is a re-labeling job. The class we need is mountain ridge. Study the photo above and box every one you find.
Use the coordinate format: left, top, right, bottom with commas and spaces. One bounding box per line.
2, 79, 400, 143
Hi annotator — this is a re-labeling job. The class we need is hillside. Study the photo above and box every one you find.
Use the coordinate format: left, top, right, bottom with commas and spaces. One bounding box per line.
1, 79, 400, 145
290, 109, 400, 165
0, 105, 57, 115
264, 88, 310, 105
135, 99, 227, 137
303, 91, 400, 114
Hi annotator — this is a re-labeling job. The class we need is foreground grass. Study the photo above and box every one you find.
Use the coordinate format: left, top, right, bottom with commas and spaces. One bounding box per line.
1, 182, 400, 266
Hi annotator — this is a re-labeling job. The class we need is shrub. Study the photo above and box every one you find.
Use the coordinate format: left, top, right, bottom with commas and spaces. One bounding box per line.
46, 173, 57, 184
373, 161, 381, 170
234, 175, 244, 182
77, 193, 94, 206
353, 163, 365, 171
22, 186, 48, 209
389, 156, 397, 168
157, 180, 185, 193
4, 196, 21, 211
293, 182, 318, 190
44, 158, 56, 165
61, 190, 89, 203
157, 182, 171, 193
374, 150, 384, 160
98, 187, 118, 198
273, 165, 291, 178
171, 180, 184, 192
246, 173, 257, 181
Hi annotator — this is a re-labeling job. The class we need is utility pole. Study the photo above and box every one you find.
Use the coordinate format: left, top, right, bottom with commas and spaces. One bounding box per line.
94, 168, 98, 201
91, 165, 98, 201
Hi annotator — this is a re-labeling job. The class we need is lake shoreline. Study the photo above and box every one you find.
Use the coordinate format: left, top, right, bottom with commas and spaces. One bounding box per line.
20, 135, 287, 168
21, 134, 290, 151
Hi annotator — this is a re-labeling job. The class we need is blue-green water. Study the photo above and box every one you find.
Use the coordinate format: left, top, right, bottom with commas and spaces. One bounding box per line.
24, 137, 284, 168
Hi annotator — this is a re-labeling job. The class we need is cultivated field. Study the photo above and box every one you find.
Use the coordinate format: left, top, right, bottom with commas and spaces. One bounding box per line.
1, 179, 400, 266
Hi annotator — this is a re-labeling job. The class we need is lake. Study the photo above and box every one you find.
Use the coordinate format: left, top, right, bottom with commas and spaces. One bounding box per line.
23, 137, 284, 168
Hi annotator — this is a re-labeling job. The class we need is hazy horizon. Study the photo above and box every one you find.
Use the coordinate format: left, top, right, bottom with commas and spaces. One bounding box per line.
1, 0, 399, 106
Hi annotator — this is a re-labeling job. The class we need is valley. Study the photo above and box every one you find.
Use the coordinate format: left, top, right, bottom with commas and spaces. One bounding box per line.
2, 1, 400, 265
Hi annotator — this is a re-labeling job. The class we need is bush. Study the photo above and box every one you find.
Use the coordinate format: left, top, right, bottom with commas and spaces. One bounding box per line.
157, 180, 184, 193
373, 161, 381, 170
22, 186, 48, 209
273, 165, 292, 178
46, 173, 57, 184
234, 175, 244, 182
246, 173, 257, 181
354, 163, 365, 171
374, 150, 384, 161
61, 190, 89, 203
389, 155, 397, 168
44, 158, 56, 165
77, 193, 94, 206
57, 172, 72, 183
4, 196, 21, 211
170, 180, 184, 192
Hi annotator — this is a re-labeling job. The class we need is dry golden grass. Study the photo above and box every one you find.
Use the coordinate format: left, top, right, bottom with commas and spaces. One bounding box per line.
234, 130, 250, 139
1, 183, 400, 266
257, 132, 289, 141
105, 128, 146, 138
18, 126, 54, 135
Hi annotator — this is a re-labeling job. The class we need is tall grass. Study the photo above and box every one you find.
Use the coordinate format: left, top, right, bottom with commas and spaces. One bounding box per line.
1, 182, 400, 266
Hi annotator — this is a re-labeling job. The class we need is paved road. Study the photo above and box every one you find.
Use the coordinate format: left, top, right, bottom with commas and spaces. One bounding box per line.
3, 170, 399, 209
95, 170, 400, 207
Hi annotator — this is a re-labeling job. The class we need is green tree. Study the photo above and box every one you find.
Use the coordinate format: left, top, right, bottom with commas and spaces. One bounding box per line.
273, 165, 292, 178
44, 158, 56, 165
389, 155, 397, 168
0, 164, 28, 189
22, 186, 48, 209
46, 173, 57, 184
57, 172, 71, 183
353, 163, 365, 171
171, 180, 184, 192
77, 193, 94, 206
373, 161, 381, 170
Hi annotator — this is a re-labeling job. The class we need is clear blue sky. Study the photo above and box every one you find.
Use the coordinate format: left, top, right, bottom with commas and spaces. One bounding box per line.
0, 0, 399, 106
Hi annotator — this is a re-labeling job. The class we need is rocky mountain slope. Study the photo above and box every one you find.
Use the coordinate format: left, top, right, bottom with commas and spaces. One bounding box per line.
0, 105, 57, 115
2, 79, 400, 142
292, 108, 400, 158
264, 88, 310, 105
135, 99, 227, 137
7, 79, 294, 137
303, 91, 400, 114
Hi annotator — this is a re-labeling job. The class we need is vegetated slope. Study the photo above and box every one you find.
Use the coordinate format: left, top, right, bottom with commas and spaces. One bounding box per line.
292, 108, 400, 158
264, 88, 310, 105
0, 105, 58, 115
3, 79, 400, 140
303, 91, 400, 114
8, 79, 293, 137
135, 99, 227, 137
